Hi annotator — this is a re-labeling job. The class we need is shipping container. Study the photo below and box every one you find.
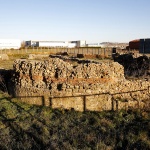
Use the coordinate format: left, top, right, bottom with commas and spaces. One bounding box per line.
144, 39, 150, 53
129, 39, 140, 50
139, 38, 150, 54
139, 39, 145, 53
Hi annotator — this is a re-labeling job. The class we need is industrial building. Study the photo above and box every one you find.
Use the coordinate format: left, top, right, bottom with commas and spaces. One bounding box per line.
129, 39, 150, 53
0, 39, 21, 49
25, 40, 37, 47
87, 43, 106, 47
87, 42, 128, 49
25, 40, 86, 48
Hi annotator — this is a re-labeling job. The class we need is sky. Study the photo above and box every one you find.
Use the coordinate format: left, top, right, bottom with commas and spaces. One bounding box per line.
0, 0, 150, 43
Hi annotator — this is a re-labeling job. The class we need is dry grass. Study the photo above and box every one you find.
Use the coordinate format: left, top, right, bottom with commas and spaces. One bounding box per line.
0, 54, 28, 69
0, 53, 113, 70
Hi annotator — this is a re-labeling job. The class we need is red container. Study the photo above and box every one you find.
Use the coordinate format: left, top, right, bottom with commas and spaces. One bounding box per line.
129, 39, 140, 50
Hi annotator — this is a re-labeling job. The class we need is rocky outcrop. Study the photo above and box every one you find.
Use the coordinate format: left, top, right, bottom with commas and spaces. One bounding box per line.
12, 58, 150, 111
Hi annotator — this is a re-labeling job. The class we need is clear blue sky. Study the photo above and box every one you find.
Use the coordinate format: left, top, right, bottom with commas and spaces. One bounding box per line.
0, 0, 150, 43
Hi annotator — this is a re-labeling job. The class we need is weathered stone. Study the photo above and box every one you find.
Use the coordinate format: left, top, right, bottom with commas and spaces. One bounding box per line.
12, 58, 150, 111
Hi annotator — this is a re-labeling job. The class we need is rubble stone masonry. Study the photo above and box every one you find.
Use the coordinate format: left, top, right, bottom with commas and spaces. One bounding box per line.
12, 58, 150, 111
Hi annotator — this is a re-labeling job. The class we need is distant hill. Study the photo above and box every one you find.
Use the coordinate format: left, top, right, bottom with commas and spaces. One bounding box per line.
100, 42, 128, 49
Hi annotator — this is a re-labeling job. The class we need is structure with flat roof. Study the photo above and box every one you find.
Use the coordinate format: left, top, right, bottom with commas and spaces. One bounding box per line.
0, 39, 21, 49
25, 40, 86, 48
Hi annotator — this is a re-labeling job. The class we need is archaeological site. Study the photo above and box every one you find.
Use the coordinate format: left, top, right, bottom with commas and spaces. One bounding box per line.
5, 54, 149, 112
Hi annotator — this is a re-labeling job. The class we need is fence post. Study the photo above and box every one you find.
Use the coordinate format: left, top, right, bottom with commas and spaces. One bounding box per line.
50, 97, 52, 107
103, 48, 105, 55
83, 95, 86, 111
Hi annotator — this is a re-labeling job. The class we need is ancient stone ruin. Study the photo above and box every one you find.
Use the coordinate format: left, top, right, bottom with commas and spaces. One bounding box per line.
113, 54, 150, 77
12, 58, 150, 111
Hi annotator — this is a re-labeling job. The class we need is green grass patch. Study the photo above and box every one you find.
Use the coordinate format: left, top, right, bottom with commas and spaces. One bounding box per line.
0, 92, 149, 149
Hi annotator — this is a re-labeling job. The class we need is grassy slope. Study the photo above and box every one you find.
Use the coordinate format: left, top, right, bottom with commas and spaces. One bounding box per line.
0, 92, 149, 150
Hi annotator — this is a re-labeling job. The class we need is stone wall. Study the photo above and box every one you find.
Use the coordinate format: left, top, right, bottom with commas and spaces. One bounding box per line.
12, 58, 150, 111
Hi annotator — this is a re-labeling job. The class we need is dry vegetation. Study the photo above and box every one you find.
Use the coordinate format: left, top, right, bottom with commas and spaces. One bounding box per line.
0, 53, 112, 70
0, 54, 28, 69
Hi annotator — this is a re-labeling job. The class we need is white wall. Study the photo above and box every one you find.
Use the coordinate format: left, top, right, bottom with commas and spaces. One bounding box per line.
38, 42, 67, 47
38, 41, 77, 48
87, 43, 106, 47
80, 40, 86, 47
0, 39, 21, 49
68, 43, 76, 48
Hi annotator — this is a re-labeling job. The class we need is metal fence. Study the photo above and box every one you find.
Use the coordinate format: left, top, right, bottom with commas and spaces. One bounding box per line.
0, 47, 113, 57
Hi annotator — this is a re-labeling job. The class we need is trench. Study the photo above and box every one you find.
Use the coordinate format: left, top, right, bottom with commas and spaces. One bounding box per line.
0, 69, 15, 95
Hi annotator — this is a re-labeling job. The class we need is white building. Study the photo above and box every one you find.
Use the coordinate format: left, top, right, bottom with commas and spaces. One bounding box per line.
79, 40, 87, 47
0, 39, 21, 49
72, 40, 86, 47
36, 41, 68, 48
87, 43, 106, 47
25, 40, 86, 48
25, 40, 37, 47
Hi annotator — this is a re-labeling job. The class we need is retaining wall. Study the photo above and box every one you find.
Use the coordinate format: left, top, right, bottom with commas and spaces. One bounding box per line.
12, 58, 150, 111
